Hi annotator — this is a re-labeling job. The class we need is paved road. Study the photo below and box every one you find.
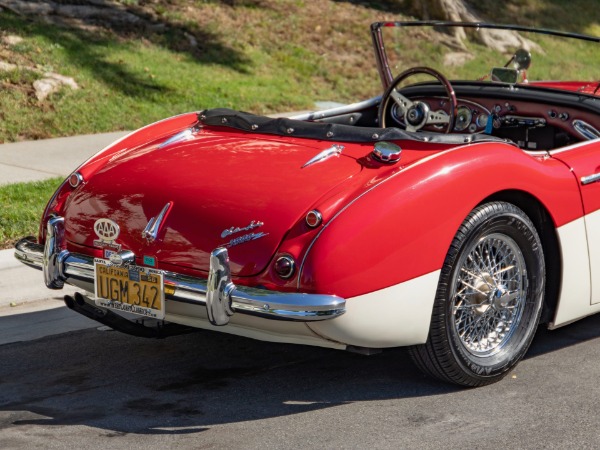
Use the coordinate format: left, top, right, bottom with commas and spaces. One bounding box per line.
2, 308, 600, 449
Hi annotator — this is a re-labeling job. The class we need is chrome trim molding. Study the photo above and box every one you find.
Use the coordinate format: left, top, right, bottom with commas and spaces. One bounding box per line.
302, 144, 344, 168
158, 127, 200, 149
581, 173, 600, 185
142, 202, 172, 242
573, 119, 600, 140
15, 223, 346, 323
206, 248, 236, 326
44, 217, 68, 289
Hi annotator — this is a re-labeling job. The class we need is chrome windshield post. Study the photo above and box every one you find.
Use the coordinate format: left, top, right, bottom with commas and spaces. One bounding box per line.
43, 216, 68, 289
206, 247, 236, 326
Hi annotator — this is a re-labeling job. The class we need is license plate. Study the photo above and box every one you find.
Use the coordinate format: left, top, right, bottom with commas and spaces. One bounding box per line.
94, 258, 165, 319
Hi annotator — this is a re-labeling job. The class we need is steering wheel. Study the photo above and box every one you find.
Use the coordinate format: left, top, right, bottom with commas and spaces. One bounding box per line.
378, 66, 457, 133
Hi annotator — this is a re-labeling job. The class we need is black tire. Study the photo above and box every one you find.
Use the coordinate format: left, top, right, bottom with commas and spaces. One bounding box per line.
409, 202, 545, 387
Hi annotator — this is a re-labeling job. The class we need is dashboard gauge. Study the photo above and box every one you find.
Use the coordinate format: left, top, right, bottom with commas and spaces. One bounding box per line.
476, 113, 489, 128
454, 106, 472, 131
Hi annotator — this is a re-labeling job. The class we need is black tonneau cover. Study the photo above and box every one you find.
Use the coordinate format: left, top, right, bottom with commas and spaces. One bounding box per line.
198, 108, 510, 146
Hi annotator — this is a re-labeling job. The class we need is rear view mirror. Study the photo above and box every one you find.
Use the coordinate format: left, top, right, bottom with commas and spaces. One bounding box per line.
490, 67, 519, 84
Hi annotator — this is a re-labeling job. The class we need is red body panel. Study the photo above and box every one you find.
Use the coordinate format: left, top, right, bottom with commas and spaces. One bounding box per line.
529, 81, 600, 96
64, 128, 365, 276
299, 143, 584, 298
47, 113, 590, 300
552, 142, 600, 215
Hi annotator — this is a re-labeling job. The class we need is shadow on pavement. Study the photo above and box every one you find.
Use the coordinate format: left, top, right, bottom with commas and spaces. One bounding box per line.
1, 307, 600, 435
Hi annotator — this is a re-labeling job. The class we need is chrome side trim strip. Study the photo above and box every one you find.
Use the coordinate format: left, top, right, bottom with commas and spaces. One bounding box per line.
14, 234, 346, 323
581, 173, 600, 185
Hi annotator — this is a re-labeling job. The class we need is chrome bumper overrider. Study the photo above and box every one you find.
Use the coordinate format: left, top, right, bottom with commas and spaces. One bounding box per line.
15, 217, 346, 326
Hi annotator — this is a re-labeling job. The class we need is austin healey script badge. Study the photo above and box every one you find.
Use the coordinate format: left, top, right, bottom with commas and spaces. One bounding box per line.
221, 220, 268, 247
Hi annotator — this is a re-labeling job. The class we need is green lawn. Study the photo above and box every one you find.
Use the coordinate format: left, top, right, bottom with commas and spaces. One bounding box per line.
0, 177, 63, 249
1, 1, 600, 142
0, 1, 384, 142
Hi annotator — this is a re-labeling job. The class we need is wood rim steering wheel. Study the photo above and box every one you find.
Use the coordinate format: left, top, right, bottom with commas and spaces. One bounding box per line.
378, 66, 457, 133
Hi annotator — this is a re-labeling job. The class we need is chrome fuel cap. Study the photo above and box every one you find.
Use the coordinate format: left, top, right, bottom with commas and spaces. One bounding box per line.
372, 141, 402, 163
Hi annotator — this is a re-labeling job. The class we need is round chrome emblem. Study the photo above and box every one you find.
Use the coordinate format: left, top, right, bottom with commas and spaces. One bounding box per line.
94, 219, 120, 242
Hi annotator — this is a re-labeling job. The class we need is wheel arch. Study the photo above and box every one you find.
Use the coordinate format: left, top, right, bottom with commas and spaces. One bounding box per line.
480, 189, 561, 325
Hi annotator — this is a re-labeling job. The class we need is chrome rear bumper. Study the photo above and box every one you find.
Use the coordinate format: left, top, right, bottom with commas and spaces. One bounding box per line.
15, 217, 345, 325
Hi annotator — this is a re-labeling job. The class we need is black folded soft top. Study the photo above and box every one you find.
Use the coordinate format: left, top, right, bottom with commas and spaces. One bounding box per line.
198, 108, 510, 146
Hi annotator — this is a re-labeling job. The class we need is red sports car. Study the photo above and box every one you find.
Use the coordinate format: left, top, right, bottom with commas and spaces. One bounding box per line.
15, 22, 600, 386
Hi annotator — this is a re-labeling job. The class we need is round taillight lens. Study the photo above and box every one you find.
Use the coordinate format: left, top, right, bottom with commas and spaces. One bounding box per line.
274, 255, 296, 279
305, 210, 322, 228
68, 172, 83, 188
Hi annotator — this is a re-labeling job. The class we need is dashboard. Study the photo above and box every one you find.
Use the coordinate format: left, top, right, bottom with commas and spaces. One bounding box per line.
390, 95, 600, 151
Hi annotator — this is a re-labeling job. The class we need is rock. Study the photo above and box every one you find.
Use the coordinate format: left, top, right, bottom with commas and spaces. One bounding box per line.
2, 35, 24, 46
33, 78, 61, 101
443, 52, 474, 67
33, 73, 78, 101
0, 61, 17, 71
43, 72, 79, 90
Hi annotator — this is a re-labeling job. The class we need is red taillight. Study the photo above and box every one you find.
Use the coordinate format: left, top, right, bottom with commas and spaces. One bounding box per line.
274, 255, 296, 279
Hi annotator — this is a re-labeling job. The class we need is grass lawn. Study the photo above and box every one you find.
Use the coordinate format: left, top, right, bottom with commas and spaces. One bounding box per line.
1, 1, 599, 143
1, 1, 600, 246
0, 1, 389, 142
0, 177, 63, 249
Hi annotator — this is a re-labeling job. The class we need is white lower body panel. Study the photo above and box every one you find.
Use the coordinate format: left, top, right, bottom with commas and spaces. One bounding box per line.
164, 270, 441, 349
307, 270, 440, 348
551, 216, 597, 327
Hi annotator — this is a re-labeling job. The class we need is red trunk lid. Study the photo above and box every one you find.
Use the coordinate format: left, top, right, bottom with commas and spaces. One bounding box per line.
64, 130, 362, 276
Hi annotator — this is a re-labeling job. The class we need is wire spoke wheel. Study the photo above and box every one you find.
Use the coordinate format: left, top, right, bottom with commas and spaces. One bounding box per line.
409, 202, 545, 387
451, 234, 527, 357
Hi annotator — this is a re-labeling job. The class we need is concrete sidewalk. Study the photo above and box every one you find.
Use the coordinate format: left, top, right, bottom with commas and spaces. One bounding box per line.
0, 131, 129, 314
0, 131, 130, 186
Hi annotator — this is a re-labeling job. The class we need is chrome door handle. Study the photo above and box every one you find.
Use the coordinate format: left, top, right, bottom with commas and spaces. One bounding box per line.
581, 173, 600, 185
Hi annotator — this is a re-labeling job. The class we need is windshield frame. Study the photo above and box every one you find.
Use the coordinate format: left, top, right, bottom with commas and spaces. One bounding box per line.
371, 21, 600, 90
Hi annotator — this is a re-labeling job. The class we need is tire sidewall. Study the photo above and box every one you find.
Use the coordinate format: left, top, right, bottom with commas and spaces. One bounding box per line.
441, 204, 545, 381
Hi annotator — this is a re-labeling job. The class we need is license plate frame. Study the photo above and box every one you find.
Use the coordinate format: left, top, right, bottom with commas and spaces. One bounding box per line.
94, 258, 165, 319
